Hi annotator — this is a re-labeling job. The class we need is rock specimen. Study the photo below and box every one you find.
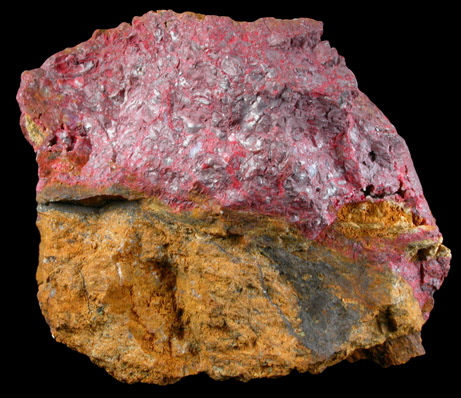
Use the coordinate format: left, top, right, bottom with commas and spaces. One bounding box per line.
17, 10, 451, 384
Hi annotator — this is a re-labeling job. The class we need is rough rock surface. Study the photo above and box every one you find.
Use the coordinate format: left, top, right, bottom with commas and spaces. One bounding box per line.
17, 10, 450, 384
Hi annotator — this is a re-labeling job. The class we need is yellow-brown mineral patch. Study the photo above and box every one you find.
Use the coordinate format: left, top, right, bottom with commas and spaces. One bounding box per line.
24, 114, 47, 147
335, 200, 427, 240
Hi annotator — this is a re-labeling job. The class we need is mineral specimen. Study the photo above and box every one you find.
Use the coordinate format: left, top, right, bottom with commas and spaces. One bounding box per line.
17, 10, 450, 384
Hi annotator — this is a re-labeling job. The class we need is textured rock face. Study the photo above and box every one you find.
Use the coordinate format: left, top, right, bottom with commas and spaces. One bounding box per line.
17, 10, 450, 384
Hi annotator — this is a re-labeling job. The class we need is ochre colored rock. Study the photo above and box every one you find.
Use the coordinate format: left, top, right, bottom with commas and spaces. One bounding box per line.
17, 10, 450, 384
37, 199, 427, 383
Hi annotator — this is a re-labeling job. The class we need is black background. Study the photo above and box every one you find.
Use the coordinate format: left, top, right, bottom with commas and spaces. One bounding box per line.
5, 2, 458, 393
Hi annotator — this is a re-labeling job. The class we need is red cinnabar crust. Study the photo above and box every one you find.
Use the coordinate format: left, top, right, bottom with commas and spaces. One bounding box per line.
18, 11, 432, 237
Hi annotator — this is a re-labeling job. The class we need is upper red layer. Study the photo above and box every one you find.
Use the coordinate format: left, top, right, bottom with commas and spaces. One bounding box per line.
18, 10, 434, 240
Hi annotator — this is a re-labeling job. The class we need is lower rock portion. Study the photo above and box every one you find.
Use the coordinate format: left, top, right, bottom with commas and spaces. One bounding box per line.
37, 198, 428, 384
347, 332, 425, 367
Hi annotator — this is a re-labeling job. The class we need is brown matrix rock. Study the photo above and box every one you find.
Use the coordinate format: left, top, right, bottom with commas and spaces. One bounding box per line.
37, 199, 428, 384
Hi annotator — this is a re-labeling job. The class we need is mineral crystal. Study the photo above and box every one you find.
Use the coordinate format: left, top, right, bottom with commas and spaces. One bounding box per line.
17, 10, 450, 384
